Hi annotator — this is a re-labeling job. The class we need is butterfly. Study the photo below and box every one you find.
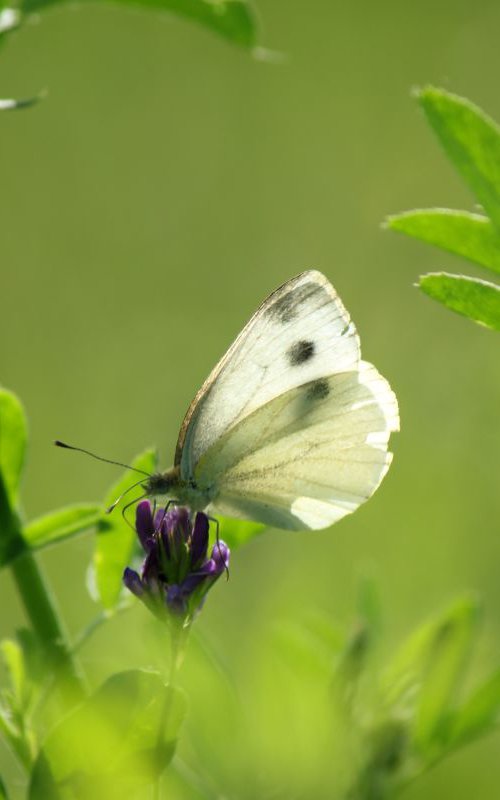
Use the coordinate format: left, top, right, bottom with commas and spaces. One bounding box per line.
140, 270, 399, 530
57, 271, 398, 530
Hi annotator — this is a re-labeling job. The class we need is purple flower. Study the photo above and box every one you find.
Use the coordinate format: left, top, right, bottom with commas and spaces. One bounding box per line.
123, 501, 230, 621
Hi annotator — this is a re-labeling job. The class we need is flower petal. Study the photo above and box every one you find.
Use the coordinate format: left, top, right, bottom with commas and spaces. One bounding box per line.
123, 567, 145, 597
135, 500, 155, 551
166, 507, 191, 542
190, 512, 209, 567
211, 541, 230, 574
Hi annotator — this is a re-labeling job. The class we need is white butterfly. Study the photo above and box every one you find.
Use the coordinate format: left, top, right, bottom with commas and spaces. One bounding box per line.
144, 270, 399, 531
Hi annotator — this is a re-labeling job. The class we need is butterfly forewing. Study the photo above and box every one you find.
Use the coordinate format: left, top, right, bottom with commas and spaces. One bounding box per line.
176, 271, 360, 478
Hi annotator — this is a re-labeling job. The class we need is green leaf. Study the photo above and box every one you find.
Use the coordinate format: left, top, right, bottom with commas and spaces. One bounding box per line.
386, 209, 500, 275
216, 515, 266, 551
0, 774, 8, 799
93, 449, 156, 610
21, 0, 258, 48
414, 601, 479, 755
0, 640, 27, 709
418, 86, 500, 228
24, 504, 101, 551
0, 638, 36, 769
419, 272, 500, 331
445, 668, 500, 749
383, 597, 480, 757
0, 388, 27, 510
29, 670, 187, 799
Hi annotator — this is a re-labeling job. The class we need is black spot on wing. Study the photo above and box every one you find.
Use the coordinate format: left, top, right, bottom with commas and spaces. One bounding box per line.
267, 283, 319, 324
305, 379, 330, 402
288, 339, 315, 366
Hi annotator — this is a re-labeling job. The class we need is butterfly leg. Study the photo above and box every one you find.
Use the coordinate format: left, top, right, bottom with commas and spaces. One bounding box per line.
120, 492, 149, 531
154, 498, 181, 533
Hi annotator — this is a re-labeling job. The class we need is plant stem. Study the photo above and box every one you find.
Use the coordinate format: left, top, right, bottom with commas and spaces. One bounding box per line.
153, 621, 190, 800
10, 530, 87, 707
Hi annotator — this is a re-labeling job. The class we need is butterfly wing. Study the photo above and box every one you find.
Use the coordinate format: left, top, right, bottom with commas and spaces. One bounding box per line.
193, 361, 399, 530
175, 271, 360, 478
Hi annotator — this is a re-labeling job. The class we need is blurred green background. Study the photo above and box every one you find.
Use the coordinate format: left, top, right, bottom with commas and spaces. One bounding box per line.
2, 0, 500, 796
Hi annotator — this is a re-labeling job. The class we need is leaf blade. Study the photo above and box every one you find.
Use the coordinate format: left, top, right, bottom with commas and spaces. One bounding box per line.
445, 668, 500, 749
382, 597, 480, 759
24, 504, 101, 550
419, 272, 500, 330
387, 209, 500, 275
0, 388, 27, 509
21, 0, 258, 48
29, 669, 187, 799
93, 449, 156, 610
418, 86, 500, 228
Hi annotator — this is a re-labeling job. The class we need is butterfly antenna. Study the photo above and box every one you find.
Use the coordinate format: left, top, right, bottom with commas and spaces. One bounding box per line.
54, 440, 152, 477
120, 492, 149, 531
106, 479, 148, 514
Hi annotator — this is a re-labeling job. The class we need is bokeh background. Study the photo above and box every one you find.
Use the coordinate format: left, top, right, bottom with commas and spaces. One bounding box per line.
2, 0, 500, 796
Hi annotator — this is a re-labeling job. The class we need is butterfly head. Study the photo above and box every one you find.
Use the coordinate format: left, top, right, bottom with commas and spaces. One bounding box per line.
144, 467, 181, 498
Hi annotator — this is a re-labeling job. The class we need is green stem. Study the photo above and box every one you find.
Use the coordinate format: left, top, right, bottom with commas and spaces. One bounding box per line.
153, 621, 190, 800
10, 532, 87, 708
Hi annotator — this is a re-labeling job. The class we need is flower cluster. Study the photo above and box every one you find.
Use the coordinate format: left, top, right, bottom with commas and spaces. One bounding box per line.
123, 501, 229, 622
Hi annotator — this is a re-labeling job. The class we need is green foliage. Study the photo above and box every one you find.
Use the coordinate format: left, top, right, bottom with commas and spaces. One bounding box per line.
29, 670, 187, 799
383, 597, 479, 760
0, 389, 102, 566
387, 87, 500, 331
0, 389, 27, 566
445, 667, 500, 748
14, 0, 257, 50
24, 504, 101, 551
0, 388, 27, 510
387, 210, 500, 274
419, 273, 500, 331
93, 449, 156, 610
331, 597, 498, 797
0, 0, 258, 109
0, 638, 36, 770
419, 87, 500, 226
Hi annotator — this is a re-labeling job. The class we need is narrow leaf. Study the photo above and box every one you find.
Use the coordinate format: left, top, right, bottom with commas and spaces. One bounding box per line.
24, 504, 101, 550
29, 670, 187, 799
21, 0, 257, 48
387, 209, 500, 275
418, 86, 500, 228
382, 597, 480, 756
0, 639, 26, 707
445, 668, 500, 749
0, 388, 27, 509
414, 600, 479, 755
419, 272, 500, 330
93, 449, 156, 610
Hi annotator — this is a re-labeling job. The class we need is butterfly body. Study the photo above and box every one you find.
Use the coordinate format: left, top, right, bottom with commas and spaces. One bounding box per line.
144, 467, 215, 512
149, 271, 399, 531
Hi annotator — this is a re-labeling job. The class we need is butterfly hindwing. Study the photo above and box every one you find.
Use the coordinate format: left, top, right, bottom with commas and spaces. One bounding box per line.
194, 361, 399, 530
